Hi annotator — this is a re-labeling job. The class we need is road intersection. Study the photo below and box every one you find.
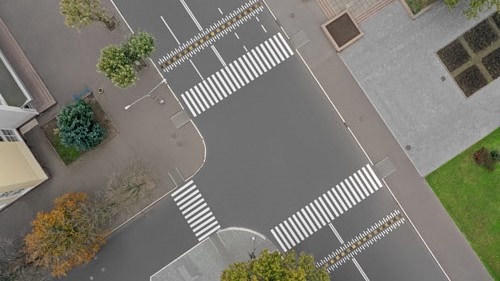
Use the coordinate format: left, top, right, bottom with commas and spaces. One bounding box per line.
62, 0, 451, 280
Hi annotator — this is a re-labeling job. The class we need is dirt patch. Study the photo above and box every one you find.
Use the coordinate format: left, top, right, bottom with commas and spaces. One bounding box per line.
455, 65, 488, 97
482, 47, 500, 79
437, 39, 470, 72
325, 13, 361, 49
464, 21, 498, 53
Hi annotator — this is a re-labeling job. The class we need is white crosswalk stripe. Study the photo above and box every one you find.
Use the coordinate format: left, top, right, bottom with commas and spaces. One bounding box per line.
180, 32, 294, 117
270, 164, 383, 252
172, 180, 220, 241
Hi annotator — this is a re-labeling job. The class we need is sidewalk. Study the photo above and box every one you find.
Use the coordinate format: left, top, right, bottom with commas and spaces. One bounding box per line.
0, 0, 204, 237
150, 227, 276, 281
264, 0, 492, 280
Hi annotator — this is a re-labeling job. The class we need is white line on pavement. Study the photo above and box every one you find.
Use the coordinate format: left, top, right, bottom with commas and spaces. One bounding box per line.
160, 16, 180, 44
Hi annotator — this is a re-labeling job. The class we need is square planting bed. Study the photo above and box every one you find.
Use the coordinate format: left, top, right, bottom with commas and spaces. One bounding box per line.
482, 47, 500, 79
455, 65, 488, 97
437, 13, 500, 97
437, 39, 470, 72
322, 11, 363, 51
463, 21, 498, 53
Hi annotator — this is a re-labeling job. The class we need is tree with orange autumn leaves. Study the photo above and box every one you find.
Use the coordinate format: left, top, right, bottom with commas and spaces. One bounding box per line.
24, 192, 108, 277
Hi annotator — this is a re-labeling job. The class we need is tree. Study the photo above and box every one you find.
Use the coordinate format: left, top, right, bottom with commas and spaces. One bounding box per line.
97, 32, 155, 88
124, 32, 156, 62
220, 250, 329, 281
56, 99, 106, 151
24, 193, 108, 277
444, 0, 499, 18
59, 0, 115, 30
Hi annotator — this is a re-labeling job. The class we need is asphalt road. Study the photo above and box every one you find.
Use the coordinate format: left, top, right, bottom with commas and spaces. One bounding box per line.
60, 0, 450, 280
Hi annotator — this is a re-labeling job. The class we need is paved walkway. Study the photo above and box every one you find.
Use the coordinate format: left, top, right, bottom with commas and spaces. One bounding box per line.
264, 0, 492, 280
150, 227, 276, 281
0, 0, 204, 237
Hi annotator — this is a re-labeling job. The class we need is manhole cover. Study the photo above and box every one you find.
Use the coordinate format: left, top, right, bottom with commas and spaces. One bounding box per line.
322, 11, 362, 51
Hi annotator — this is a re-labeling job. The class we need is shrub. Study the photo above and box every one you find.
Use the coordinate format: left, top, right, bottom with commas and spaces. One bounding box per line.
490, 149, 500, 161
57, 99, 106, 151
473, 147, 495, 171
124, 32, 155, 62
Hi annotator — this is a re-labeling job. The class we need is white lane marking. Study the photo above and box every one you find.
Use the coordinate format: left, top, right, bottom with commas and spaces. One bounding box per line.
301, 208, 318, 232
367, 165, 383, 188
352, 258, 371, 281
260, 43, 277, 67
224, 66, 241, 89
192, 215, 215, 232
198, 82, 215, 106
220, 68, 236, 92
318, 197, 335, 221
183, 201, 206, 217
238, 57, 254, 81
271, 228, 287, 252
189, 88, 206, 112
175, 188, 199, 205
344, 180, 361, 203
194, 85, 210, 108
187, 208, 210, 224
292, 214, 308, 239
340, 182, 357, 206
218, 7, 223, 14
229, 63, 244, 87
261, 24, 267, 33
275, 226, 291, 250
212, 74, 228, 98
190, 212, 212, 228
160, 16, 180, 44
358, 170, 374, 194
249, 50, 265, 74
255, 46, 271, 70
335, 184, 352, 209
288, 218, 304, 241
172, 180, 194, 198
197, 221, 220, 240
243, 45, 248, 52
206, 77, 223, 100
211, 45, 226, 66
256, 16, 260, 22
323, 193, 339, 217
185, 91, 201, 114
181, 94, 196, 117
264, 41, 280, 65
283, 220, 300, 244
279, 223, 296, 247
353, 173, 370, 197
269, 38, 285, 62
297, 211, 313, 235
305, 205, 322, 229
328, 223, 344, 244
278, 32, 294, 55
349, 176, 366, 200
273, 35, 290, 58
314, 200, 330, 224
216, 71, 232, 94
327, 190, 343, 215
234, 60, 250, 83
179, 0, 203, 31
330, 187, 348, 212
190, 60, 204, 79
235, 32, 240, 39
202, 80, 219, 103
362, 166, 379, 191
242, 54, 258, 78
310, 203, 326, 226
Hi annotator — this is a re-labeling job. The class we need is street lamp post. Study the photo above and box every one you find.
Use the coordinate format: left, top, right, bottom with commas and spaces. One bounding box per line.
124, 79, 166, 110
249, 236, 256, 260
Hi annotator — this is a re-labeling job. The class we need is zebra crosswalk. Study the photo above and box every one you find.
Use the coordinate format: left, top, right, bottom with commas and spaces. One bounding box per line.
270, 164, 383, 252
181, 32, 294, 117
171, 180, 220, 241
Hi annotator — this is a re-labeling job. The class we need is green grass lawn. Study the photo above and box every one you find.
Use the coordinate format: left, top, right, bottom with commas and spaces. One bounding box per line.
51, 133, 82, 165
426, 128, 500, 280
